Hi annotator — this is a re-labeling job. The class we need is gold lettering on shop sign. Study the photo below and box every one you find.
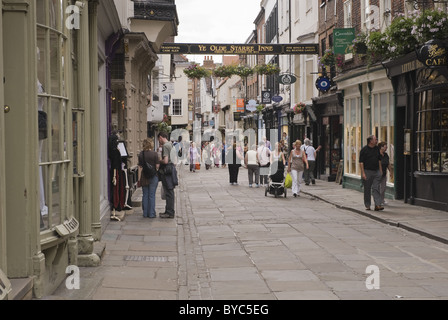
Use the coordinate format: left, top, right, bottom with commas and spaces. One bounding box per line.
426, 57, 447, 66
402, 60, 424, 73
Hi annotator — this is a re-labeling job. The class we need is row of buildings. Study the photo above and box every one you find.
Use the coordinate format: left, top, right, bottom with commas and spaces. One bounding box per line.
167, 0, 447, 214
0, 0, 180, 299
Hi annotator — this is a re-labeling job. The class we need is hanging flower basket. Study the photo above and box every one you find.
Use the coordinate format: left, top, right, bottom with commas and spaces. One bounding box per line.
254, 63, 280, 75
183, 63, 211, 79
350, 32, 368, 55
319, 50, 335, 68
213, 65, 236, 78
293, 102, 306, 114
256, 104, 265, 114
156, 121, 172, 134
235, 65, 254, 78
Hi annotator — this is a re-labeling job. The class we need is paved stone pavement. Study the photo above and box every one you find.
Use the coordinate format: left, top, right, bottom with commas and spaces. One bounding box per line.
49, 163, 448, 301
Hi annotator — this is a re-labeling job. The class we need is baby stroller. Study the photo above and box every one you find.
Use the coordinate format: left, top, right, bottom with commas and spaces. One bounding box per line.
265, 160, 287, 198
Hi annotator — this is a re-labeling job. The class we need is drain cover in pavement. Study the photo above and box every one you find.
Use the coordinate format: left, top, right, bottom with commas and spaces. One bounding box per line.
125, 256, 169, 262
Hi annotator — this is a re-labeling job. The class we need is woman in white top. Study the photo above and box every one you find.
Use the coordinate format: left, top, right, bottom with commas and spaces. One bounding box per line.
189, 142, 199, 172
258, 141, 271, 186
245, 145, 260, 188
288, 140, 309, 197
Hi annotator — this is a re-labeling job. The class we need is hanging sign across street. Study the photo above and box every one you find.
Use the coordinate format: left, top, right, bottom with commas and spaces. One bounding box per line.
160, 43, 319, 55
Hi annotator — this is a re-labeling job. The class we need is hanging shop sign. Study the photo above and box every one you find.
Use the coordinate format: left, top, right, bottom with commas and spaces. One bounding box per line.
417, 39, 448, 68
160, 43, 319, 55
278, 74, 297, 85
246, 100, 258, 112
334, 28, 356, 55
234, 112, 242, 121
315, 76, 332, 93
272, 96, 283, 103
262, 91, 272, 104
236, 99, 245, 113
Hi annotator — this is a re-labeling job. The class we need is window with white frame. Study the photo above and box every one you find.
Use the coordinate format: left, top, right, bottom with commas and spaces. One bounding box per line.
344, 97, 362, 176
295, 0, 300, 22
36, 0, 70, 232
372, 91, 395, 183
344, 0, 352, 28
172, 99, 182, 116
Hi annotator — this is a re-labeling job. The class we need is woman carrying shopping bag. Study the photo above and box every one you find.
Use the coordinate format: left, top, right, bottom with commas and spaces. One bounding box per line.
287, 140, 309, 197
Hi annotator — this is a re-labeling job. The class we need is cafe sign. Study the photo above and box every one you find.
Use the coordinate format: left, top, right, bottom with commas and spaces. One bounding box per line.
417, 39, 448, 68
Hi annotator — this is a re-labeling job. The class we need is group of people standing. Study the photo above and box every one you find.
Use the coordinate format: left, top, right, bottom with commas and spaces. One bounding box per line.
138, 132, 177, 219
359, 135, 393, 211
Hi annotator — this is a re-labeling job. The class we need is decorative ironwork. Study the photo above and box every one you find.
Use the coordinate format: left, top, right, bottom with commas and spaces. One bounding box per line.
134, 0, 178, 22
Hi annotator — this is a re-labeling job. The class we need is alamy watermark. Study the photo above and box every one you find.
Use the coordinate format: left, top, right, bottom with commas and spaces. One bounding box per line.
365, 5, 380, 31
365, 265, 380, 290
65, 2, 85, 30
65, 265, 80, 290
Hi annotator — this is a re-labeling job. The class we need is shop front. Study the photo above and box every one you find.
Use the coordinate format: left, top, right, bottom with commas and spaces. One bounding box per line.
384, 51, 448, 211
312, 92, 343, 181
336, 64, 395, 196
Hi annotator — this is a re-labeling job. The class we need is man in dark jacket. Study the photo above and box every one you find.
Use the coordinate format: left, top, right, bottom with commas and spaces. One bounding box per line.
158, 132, 177, 218
359, 135, 383, 211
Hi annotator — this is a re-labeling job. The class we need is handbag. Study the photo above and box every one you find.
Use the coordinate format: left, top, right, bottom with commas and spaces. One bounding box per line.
38, 110, 48, 140
195, 163, 201, 170
285, 173, 292, 189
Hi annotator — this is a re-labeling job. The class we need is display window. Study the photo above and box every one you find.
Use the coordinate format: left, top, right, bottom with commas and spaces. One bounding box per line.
37, 0, 70, 231
417, 87, 448, 173
372, 91, 395, 183
344, 97, 361, 176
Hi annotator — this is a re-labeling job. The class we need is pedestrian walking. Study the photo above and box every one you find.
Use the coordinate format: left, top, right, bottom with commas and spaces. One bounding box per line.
302, 138, 317, 185
158, 132, 177, 219
378, 141, 393, 206
202, 141, 212, 170
359, 135, 383, 211
257, 141, 271, 186
226, 141, 244, 185
189, 141, 199, 172
221, 141, 227, 168
269, 142, 286, 183
245, 144, 260, 188
288, 140, 309, 197
213, 142, 221, 168
138, 138, 160, 218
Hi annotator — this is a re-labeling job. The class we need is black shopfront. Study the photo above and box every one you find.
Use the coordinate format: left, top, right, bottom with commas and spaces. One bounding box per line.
384, 51, 448, 211
312, 92, 344, 181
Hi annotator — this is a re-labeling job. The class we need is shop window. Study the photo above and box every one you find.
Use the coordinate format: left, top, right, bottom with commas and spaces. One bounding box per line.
172, 99, 182, 116
37, 0, 70, 231
417, 88, 448, 173
344, 97, 361, 176
372, 92, 395, 183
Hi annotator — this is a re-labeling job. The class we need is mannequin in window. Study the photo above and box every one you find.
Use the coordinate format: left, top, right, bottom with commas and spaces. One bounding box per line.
108, 133, 126, 220
37, 46, 48, 229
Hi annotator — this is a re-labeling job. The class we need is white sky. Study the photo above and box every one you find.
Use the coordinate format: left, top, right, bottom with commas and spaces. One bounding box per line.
174, 0, 262, 64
